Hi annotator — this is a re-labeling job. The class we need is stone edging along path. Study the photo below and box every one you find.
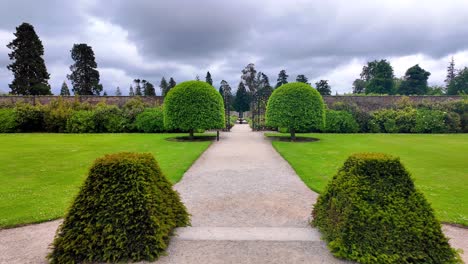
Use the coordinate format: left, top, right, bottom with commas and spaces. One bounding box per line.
0, 124, 467, 263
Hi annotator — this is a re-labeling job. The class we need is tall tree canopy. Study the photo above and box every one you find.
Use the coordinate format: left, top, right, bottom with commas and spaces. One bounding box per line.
134, 79, 142, 96
142, 80, 156, 96
447, 67, 468, 95
234, 82, 250, 117
205, 71, 213, 85
60, 81, 70, 96
241, 63, 257, 92
445, 57, 456, 89
361, 59, 395, 94
352, 79, 366, 94
7, 22, 51, 95
160, 77, 169, 96
68, 43, 102, 95
168, 77, 176, 93
129, 85, 135, 96
115, 86, 122, 96
276, 69, 288, 88
398, 64, 431, 95
296, 74, 309, 84
315, 80, 332, 95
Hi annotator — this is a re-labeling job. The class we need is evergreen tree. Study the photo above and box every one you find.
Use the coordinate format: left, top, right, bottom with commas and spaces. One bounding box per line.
398, 64, 431, 95
445, 57, 456, 89
234, 82, 250, 118
315, 80, 332, 95
134, 79, 142, 96
7, 22, 51, 95
68, 43, 102, 95
103, 91, 108, 96
361, 59, 395, 94
115, 86, 122, 96
205, 71, 213, 85
276, 70, 288, 88
296, 74, 309, 84
220, 80, 232, 128
241, 63, 257, 92
129, 85, 135, 96
352, 79, 366, 94
447, 67, 468, 95
167, 77, 176, 94
60, 81, 71, 96
142, 80, 156, 96
160, 77, 169, 96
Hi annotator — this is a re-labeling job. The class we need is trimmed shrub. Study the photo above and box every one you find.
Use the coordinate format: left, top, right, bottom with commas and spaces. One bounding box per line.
266, 82, 325, 139
312, 153, 461, 263
324, 110, 359, 133
135, 107, 165, 133
330, 102, 371, 132
66, 110, 95, 133
48, 152, 189, 263
413, 109, 447, 133
14, 103, 44, 132
43, 98, 74, 132
122, 97, 148, 131
369, 108, 417, 133
164, 80, 225, 138
0, 108, 17, 133
93, 103, 126, 133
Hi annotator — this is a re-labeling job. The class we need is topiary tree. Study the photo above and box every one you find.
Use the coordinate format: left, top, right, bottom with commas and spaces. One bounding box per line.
266, 82, 325, 140
164, 80, 225, 139
312, 153, 461, 264
48, 152, 189, 263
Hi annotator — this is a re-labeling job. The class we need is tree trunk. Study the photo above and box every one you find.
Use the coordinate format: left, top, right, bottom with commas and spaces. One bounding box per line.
189, 129, 194, 140
290, 128, 296, 141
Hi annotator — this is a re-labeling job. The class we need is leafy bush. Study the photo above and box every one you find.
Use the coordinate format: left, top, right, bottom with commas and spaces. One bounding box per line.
229, 115, 237, 128
135, 107, 165, 133
122, 98, 147, 131
66, 110, 95, 133
164, 80, 225, 138
48, 152, 189, 263
93, 103, 126, 133
330, 102, 371, 132
266, 82, 325, 139
324, 110, 359, 133
369, 108, 417, 133
0, 108, 17, 133
43, 98, 74, 132
413, 109, 447, 133
14, 103, 44, 132
312, 153, 461, 263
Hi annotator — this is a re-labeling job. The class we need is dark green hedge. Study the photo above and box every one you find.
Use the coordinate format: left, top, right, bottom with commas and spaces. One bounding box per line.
164, 80, 225, 135
324, 110, 359, 133
135, 107, 165, 133
312, 153, 461, 263
266, 82, 325, 137
48, 152, 189, 263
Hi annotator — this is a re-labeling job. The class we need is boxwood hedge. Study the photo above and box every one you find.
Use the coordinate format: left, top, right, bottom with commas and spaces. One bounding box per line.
48, 152, 189, 263
312, 153, 461, 263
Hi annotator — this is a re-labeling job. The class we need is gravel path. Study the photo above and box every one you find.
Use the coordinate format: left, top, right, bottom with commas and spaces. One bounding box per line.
0, 124, 466, 263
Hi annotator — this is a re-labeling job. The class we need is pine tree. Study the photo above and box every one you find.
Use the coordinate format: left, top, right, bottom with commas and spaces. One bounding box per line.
68, 43, 102, 95
129, 85, 135, 96
296, 74, 309, 84
276, 70, 288, 88
445, 57, 456, 89
167, 77, 176, 94
115, 86, 122, 96
60, 81, 71, 96
205, 71, 213, 85
234, 82, 250, 118
142, 80, 156, 96
134, 79, 142, 96
398, 64, 431, 95
160, 77, 169, 96
315, 80, 332, 95
7, 22, 51, 95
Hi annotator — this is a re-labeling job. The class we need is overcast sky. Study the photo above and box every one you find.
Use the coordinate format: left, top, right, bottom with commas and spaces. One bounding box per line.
1, 0, 468, 95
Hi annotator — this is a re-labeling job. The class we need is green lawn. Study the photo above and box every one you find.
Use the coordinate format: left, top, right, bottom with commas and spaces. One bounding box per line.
268, 133, 468, 226
0, 133, 212, 228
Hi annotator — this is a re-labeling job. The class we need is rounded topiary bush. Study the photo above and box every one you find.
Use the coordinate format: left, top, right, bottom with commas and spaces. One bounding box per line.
164, 80, 224, 138
48, 152, 189, 263
312, 153, 461, 263
266, 82, 325, 139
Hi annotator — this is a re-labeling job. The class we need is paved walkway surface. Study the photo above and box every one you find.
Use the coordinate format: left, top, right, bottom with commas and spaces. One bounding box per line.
0, 124, 467, 263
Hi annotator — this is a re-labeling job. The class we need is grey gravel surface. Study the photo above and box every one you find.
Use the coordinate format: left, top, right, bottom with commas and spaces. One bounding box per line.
0, 124, 466, 263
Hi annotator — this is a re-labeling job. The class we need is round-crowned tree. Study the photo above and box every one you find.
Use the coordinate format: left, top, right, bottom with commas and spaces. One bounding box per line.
48, 152, 189, 263
312, 153, 461, 263
266, 82, 325, 140
164, 80, 225, 139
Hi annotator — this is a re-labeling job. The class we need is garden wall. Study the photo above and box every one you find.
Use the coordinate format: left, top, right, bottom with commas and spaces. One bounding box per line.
0, 95, 463, 111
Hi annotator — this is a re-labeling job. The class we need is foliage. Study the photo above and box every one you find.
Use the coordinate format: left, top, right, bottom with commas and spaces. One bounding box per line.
241, 63, 257, 92
330, 102, 372, 132
234, 82, 251, 116
352, 79, 366, 94
164, 80, 225, 137
445, 57, 456, 88
398, 64, 431, 95
296, 74, 309, 84
135, 107, 165, 133
324, 110, 359, 133
14, 103, 44, 132
68, 43, 102, 95
315, 80, 331, 95
312, 153, 461, 263
362, 59, 395, 94
142, 80, 156, 96
66, 110, 95, 133
276, 69, 288, 88
93, 103, 126, 133
205, 71, 213, 85
43, 98, 75, 132
115, 86, 122, 96
122, 97, 147, 131
7, 23, 51, 95
60, 81, 70, 96
0, 108, 17, 132
160, 77, 169, 96
266, 82, 325, 138
167, 77, 176, 94
447, 67, 468, 95
48, 152, 189, 263
413, 109, 447, 133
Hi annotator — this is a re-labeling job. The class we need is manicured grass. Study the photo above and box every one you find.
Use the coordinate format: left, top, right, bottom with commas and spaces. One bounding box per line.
0, 133, 212, 228
268, 133, 468, 226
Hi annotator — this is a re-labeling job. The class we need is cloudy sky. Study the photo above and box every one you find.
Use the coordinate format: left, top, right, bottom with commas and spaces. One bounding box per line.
1, 0, 468, 95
